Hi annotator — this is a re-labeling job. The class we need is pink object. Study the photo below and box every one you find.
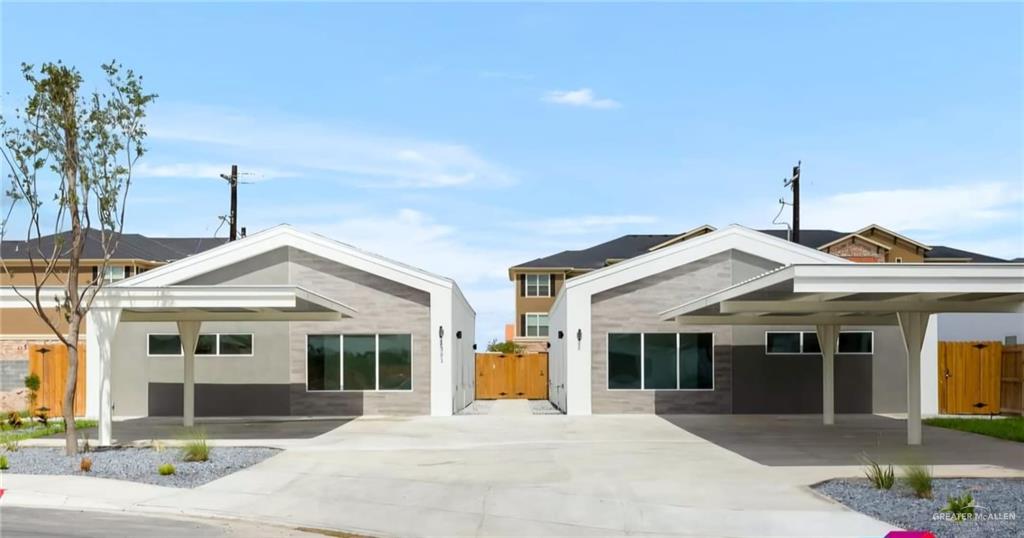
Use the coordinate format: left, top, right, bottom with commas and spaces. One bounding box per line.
885, 532, 936, 538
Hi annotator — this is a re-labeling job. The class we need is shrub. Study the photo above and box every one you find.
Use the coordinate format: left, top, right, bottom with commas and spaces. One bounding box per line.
181, 430, 210, 462
902, 464, 933, 499
0, 455, 7, 470
861, 455, 895, 490
6, 412, 23, 429
80, 457, 93, 472
941, 492, 975, 522
486, 339, 524, 354
157, 463, 175, 476
3, 439, 20, 453
23, 374, 40, 410
34, 407, 49, 427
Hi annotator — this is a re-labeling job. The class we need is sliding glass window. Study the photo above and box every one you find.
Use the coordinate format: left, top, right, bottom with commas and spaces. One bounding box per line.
378, 335, 413, 390
679, 333, 714, 389
305, 334, 413, 392
343, 335, 376, 391
608, 333, 714, 390
643, 333, 677, 389
307, 335, 341, 391
608, 333, 642, 389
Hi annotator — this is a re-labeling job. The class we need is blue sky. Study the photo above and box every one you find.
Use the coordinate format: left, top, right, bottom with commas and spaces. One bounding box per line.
3, 2, 1022, 343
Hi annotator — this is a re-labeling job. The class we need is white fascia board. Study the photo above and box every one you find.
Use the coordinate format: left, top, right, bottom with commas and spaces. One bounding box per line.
658, 266, 796, 320
118, 225, 455, 295
565, 225, 846, 296
790, 264, 1024, 294
0, 287, 65, 308
90, 285, 358, 316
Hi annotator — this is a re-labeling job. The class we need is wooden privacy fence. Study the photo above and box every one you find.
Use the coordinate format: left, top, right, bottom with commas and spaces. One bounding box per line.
28, 343, 87, 416
476, 352, 547, 400
938, 341, 1002, 415
1001, 344, 1023, 416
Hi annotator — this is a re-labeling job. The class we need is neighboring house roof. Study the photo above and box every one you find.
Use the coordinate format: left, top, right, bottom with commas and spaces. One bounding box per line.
511, 226, 1007, 276
925, 245, 1007, 263
852, 223, 932, 251
816, 233, 892, 252
1, 228, 226, 262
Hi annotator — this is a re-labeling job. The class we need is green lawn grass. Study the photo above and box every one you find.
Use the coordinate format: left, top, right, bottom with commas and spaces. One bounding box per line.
0, 419, 97, 443
924, 416, 1024, 443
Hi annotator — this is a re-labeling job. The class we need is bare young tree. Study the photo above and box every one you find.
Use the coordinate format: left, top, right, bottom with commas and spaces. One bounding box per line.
1, 61, 156, 455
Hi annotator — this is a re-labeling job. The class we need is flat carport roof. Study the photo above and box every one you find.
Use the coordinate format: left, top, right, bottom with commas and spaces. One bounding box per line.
660, 263, 1024, 445
88, 285, 357, 445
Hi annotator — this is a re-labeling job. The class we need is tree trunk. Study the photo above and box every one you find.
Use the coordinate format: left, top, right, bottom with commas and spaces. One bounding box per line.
63, 323, 80, 455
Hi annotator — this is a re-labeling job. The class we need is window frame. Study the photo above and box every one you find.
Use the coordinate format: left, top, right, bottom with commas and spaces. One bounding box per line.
147, 333, 255, 357
606, 332, 715, 392
103, 265, 126, 283
524, 312, 550, 338
303, 333, 415, 393
764, 331, 803, 355
763, 330, 874, 355
524, 274, 552, 297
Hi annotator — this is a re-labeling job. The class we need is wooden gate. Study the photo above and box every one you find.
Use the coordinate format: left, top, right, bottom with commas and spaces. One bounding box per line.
475, 353, 547, 400
938, 341, 1001, 414
1001, 344, 1023, 415
28, 343, 87, 416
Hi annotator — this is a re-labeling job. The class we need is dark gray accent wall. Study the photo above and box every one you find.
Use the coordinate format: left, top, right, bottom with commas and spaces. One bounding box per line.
653, 345, 732, 414
149, 383, 291, 416
289, 384, 365, 416
731, 346, 872, 413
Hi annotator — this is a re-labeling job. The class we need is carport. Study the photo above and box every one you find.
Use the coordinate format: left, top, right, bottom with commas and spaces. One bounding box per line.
660, 263, 1024, 445
85, 285, 357, 446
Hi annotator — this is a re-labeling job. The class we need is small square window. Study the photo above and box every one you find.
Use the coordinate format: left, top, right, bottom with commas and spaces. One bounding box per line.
525, 274, 551, 297
525, 313, 549, 337
103, 266, 126, 283
218, 334, 253, 355
766, 332, 801, 354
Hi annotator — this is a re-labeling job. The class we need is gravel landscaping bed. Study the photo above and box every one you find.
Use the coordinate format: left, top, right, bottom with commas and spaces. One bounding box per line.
1, 446, 280, 488
815, 477, 1024, 538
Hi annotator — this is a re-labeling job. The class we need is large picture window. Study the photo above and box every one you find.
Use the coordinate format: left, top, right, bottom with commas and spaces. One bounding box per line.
525, 274, 551, 297
147, 333, 250, 357
608, 332, 714, 390
765, 331, 873, 355
306, 334, 413, 392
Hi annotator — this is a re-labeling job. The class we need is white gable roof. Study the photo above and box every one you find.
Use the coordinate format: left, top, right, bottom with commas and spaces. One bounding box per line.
563, 224, 848, 295
117, 224, 456, 294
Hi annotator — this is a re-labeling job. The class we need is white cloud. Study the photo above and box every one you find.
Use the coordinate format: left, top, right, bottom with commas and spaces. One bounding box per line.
543, 88, 621, 109
520, 214, 657, 235
135, 162, 294, 181
146, 103, 515, 189
802, 181, 1023, 232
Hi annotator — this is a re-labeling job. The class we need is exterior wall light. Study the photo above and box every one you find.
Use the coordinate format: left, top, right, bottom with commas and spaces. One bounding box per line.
557, 330, 564, 339
456, 330, 463, 339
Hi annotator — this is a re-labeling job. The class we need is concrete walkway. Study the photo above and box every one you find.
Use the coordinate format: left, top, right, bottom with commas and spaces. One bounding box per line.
3, 414, 905, 537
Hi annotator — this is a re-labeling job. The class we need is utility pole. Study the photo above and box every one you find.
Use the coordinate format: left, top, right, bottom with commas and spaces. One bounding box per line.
219, 164, 239, 241
784, 161, 801, 244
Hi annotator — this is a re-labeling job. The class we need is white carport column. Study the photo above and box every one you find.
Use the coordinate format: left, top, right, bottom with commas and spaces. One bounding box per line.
897, 312, 929, 446
176, 320, 202, 428
86, 308, 121, 447
815, 324, 838, 426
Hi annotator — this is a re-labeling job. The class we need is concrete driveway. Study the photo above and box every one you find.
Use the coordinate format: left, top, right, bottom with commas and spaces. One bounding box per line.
118, 414, 896, 537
